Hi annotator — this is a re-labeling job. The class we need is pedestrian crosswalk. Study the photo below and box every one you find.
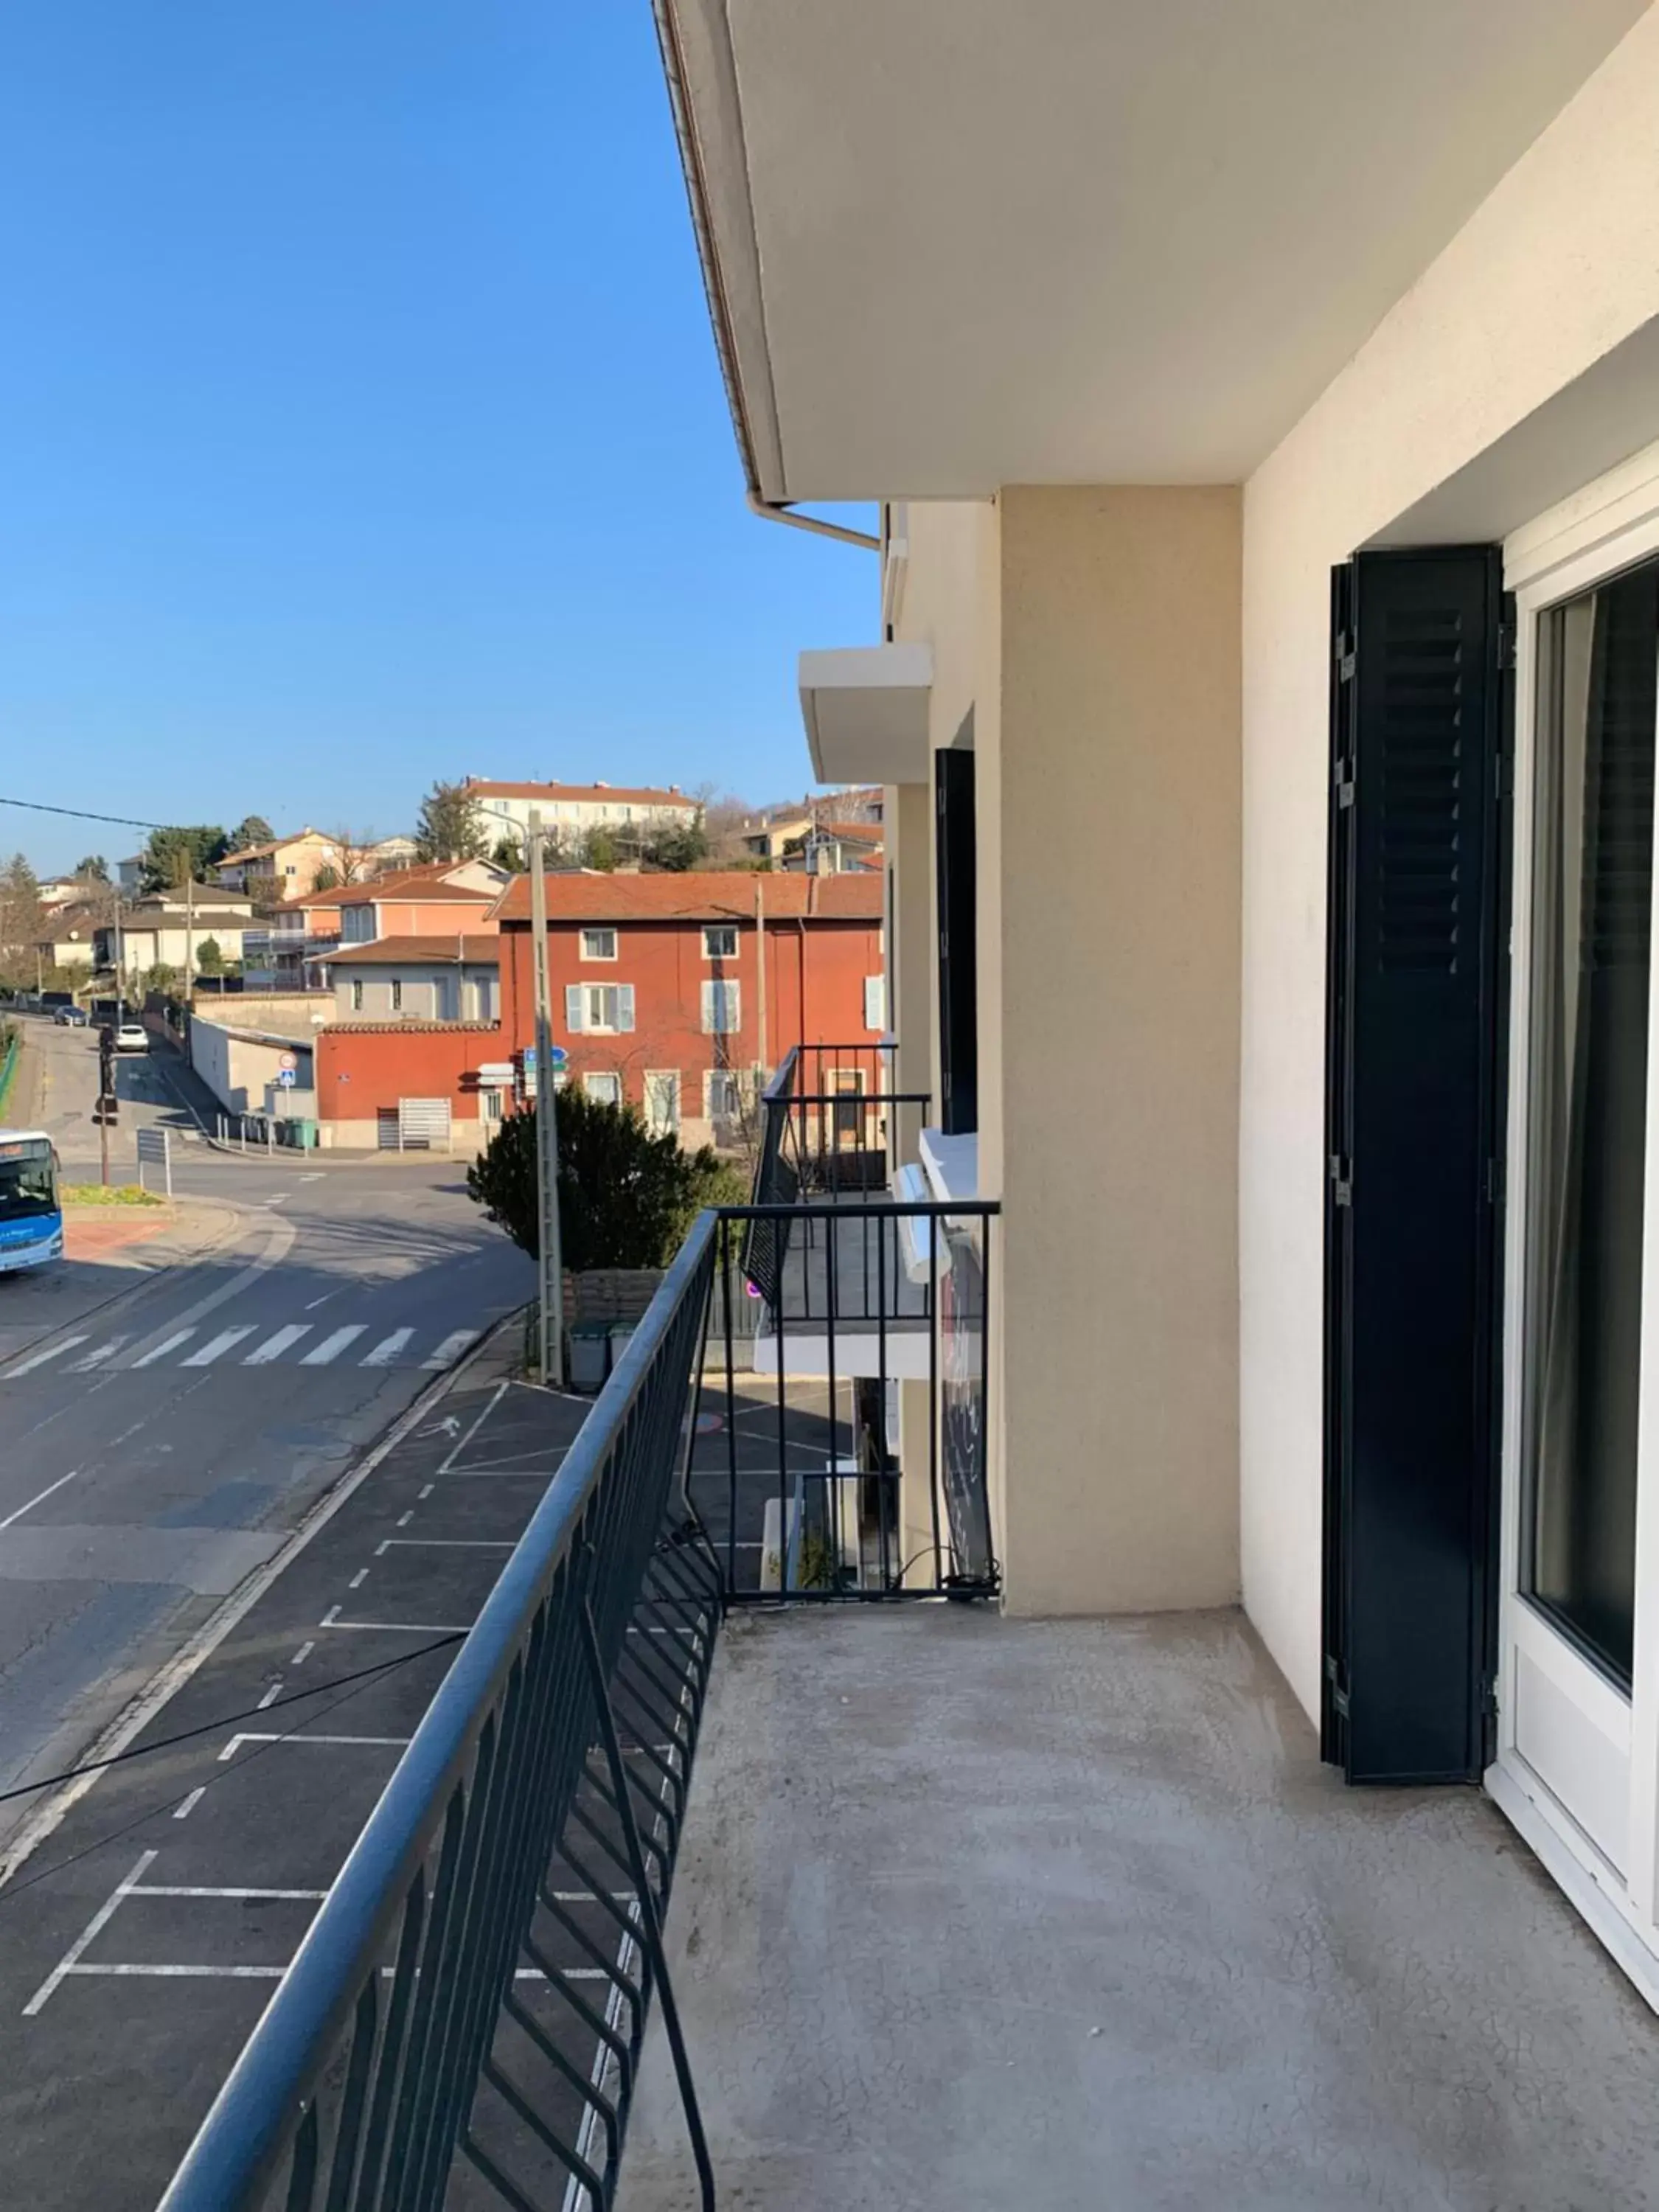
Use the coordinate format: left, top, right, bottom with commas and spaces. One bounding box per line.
2, 1322, 481, 1380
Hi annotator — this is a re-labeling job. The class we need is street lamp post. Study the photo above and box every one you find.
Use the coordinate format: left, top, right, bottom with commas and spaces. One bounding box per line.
526, 810, 565, 1389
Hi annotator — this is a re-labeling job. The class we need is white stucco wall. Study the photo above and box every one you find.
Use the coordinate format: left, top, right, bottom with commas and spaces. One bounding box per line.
1241, 5, 1659, 1722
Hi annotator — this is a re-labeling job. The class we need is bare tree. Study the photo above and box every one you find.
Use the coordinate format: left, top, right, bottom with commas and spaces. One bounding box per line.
327, 827, 380, 886
698, 790, 758, 868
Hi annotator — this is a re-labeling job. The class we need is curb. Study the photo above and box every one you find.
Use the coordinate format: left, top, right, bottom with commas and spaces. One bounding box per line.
0, 1307, 521, 1892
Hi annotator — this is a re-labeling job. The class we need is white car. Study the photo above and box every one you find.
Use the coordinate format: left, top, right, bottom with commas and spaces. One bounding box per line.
114, 1022, 149, 1054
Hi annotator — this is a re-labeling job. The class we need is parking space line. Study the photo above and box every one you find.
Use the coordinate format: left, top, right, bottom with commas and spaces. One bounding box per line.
4, 1336, 90, 1380
438, 1380, 510, 1472
173, 1789, 206, 1821
349, 1569, 369, 1588
373, 1538, 515, 1554
60, 1964, 286, 1983
416, 1486, 434, 1501
317, 1609, 472, 1634
290, 1641, 315, 1666
24, 1851, 157, 2015
256, 1684, 283, 1710
218, 1731, 411, 1763
131, 1883, 327, 1900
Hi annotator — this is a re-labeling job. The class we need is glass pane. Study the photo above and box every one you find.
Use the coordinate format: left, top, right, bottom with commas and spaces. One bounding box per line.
1526, 561, 1659, 1684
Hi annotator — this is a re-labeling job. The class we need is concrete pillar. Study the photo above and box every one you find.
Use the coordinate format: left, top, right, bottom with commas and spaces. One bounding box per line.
988, 487, 1242, 1613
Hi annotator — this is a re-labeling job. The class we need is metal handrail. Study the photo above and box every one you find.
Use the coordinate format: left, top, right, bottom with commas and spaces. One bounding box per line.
156, 1214, 722, 2212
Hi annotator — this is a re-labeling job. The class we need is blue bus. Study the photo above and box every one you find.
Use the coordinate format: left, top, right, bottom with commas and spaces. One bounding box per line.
0, 1131, 63, 1274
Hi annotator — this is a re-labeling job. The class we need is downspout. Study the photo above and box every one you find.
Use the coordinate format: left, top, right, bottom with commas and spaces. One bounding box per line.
650, 0, 880, 557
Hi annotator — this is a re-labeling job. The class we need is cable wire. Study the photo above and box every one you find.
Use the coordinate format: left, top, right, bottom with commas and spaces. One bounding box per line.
0, 794, 172, 832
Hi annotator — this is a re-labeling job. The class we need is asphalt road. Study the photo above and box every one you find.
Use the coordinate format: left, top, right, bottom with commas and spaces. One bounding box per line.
0, 1015, 536, 1862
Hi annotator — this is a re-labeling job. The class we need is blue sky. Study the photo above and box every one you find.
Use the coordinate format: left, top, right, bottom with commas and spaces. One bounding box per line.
0, 4, 876, 876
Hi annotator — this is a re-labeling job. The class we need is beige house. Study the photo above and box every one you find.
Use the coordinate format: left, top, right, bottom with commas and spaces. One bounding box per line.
317, 936, 499, 1024
463, 778, 698, 852
216, 828, 343, 901
660, 0, 1659, 2023
96, 889, 256, 982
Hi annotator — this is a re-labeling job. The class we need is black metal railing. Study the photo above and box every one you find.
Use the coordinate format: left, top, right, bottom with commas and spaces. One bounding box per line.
700, 1200, 998, 1601
157, 1220, 724, 2212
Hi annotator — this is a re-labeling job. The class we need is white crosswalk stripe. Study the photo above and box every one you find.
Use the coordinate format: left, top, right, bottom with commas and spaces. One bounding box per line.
69, 1337, 129, 1371
301, 1325, 366, 1366
361, 1329, 412, 1368
131, 1329, 197, 1368
182, 1326, 258, 1368
423, 1330, 479, 1370
244, 1324, 310, 1366
2, 1335, 89, 1379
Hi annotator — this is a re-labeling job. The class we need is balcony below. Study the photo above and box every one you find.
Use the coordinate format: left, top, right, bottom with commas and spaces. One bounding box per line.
619, 1607, 1659, 2211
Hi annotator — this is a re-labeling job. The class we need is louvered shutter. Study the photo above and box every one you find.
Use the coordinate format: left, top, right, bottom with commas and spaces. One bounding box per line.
565, 985, 585, 1032
618, 984, 636, 1033
864, 975, 886, 1032
1324, 548, 1512, 1785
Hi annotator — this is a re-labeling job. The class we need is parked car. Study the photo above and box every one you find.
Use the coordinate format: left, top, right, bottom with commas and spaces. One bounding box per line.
52, 1005, 89, 1027
114, 1021, 149, 1054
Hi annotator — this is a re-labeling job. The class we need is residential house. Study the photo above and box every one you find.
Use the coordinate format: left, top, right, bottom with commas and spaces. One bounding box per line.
32, 902, 100, 975
262, 892, 343, 992
216, 828, 344, 902
317, 936, 500, 1025
366, 833, 420, 872
95, 889, 257, 984
463, 778, 699, 854
737, 805, 815, 863
493, 869, 885, 1144
630, 0, 1659, 2182
779, 819, 885, 874
333, 863, 507, 946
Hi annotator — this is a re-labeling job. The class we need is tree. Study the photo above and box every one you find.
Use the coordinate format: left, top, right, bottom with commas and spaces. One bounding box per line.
327, 826, 379, 886
140, 825, 228, 892
490, 832, 525, 872
582, 826, 618, 872
0, 853, 44, 984
229, 815, 275, 855
195, 937, 224, 975
312, 864, 342, 894
643, 818, 709, 873
74, 854, 110, 884
466, 1089, 745, 1271
414, 781, 486, 863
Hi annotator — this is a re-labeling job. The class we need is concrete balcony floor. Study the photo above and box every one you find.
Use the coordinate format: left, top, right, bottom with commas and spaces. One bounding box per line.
619, 1607, 1659, 2211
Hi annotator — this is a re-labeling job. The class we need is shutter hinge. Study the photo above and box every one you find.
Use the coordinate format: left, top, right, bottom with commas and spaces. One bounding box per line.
1336, 776, 1355, 811
1329, 1154, 1352, 1207
1497, 620, 1517, 672
1335, 629, 1356, 684
1324, 1654, 1351, 1717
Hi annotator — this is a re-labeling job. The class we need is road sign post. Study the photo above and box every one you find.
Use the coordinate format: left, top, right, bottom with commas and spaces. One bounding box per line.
527, 810, 565, 1389
136, 1126, 172, 1200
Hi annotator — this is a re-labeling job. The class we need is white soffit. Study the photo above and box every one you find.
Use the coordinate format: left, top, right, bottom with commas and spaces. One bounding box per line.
799, 644, 933, 785
663, 0, 1646, 499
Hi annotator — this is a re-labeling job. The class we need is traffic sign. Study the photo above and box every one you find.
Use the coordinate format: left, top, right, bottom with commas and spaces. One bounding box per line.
276, 1067, 297, 1089
548, 1046, 568, 1066
278, 1051, 298, 1073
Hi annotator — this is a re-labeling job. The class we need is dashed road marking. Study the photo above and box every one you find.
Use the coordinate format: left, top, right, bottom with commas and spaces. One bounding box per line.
0, 1469, 79, 1531
172, 1789, 206, 1821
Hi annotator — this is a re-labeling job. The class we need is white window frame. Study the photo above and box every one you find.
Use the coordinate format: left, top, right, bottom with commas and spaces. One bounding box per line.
863, 973, 887, 1033
1489, 434, 1659, 2011
644, 1069, 681, 1135
705, 1067, 742, 1124
567, 981, 633, 1034
583, 1070, 623, 1106
703, 924, 739, 961
701, 978, 740, 1035
580, 928, 617, 962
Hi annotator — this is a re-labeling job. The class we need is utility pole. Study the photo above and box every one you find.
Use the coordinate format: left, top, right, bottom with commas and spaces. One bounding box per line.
755, 873, 768, 1082
182, 869, 195, 1005
528, 810, 566, 1388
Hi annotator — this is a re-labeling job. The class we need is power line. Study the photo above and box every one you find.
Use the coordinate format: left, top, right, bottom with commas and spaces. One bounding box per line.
0, 795, 171, 832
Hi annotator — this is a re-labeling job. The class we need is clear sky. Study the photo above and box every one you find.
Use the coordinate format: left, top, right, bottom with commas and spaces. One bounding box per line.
0, 4, 877, 877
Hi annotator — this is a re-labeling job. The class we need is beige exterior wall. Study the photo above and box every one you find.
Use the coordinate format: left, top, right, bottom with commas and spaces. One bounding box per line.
884, 779, 933, 1162
892, 490, 1241, 1615
1240, 6, 1659, 1722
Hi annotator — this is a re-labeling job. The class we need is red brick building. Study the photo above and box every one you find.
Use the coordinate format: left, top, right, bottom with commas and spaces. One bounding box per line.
312, 870, 885, 1152
495, 871, 886, 1145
